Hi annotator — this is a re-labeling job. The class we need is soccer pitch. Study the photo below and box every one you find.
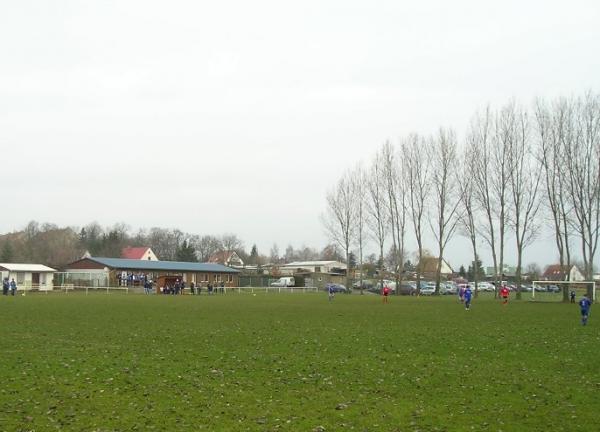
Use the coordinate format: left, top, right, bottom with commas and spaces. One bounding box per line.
1, 293, 598, 431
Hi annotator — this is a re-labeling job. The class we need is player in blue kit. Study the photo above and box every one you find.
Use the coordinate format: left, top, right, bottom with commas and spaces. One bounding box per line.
464, 286, 472, 310
579, 294, 592, 325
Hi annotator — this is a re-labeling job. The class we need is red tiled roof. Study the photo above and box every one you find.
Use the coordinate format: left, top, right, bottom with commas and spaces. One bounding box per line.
542, 264, 570, 278
208, 251, 233, 264
121, 247, 150, 260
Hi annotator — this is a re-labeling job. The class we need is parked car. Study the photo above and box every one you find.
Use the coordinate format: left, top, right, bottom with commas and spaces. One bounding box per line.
476, 282, 495, 292
420, 283, 436, 295
397, 283, 417, 296
352, 280, 374, 290
325, 283, 347, 293
440, 282, 457, 295
546, 284, 560, 293
376, 280, 397, 291
534, 285, 547, 292
270, 277, 295, 287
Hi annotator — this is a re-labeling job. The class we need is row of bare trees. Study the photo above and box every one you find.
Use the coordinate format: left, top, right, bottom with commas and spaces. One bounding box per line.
323, 91, 600, 298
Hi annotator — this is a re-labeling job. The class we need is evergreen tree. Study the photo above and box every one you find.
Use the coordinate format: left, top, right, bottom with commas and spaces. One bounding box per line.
459, 265, 466, 278
249, 244, 259, 265
348, 251, 357, 269
175, 240, 197, 262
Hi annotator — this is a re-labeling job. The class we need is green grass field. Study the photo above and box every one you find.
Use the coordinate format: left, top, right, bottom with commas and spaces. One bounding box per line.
1, 292, 598, 431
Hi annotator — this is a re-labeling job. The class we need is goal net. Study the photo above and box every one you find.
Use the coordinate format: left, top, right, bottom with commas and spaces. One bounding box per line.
531, 280, 596, 302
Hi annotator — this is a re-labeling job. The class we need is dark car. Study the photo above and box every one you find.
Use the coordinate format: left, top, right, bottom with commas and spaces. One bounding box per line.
325, 283, 347, 293
397, 283, 417, 296
546, 284, 560, 293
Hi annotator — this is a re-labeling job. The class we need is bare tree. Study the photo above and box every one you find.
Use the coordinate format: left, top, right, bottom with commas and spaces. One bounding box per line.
535, 97, 574, 301
564, 92, 600, 288
269, 243, 280, 264
194, 235, 222, 262
366, 151, 389, 289
321, 170, 356, 290
350, 163, 368, 294
507, 105, 542, 300
221, 233, 244, 254
460, 132, 482, 296
403, 134, 431, 292
428, 128, 462, 294
472, 105, 511, 295
381, 141, 408, 293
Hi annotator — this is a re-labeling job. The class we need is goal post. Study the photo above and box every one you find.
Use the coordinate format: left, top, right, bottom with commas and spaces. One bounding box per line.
532, 280, 596, 302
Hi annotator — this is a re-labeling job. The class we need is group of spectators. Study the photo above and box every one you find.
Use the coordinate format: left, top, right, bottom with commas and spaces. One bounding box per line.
2, 277, 17, 296
117, 272, 151, 287
158, 280, 227, 295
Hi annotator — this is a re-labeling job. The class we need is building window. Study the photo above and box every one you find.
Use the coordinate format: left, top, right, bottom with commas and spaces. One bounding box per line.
315, 267, 321, 273
16, 272, 25, 284
227, 274, 233, 282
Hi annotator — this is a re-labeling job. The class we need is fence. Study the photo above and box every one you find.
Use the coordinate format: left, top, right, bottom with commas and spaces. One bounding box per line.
215, 286, 320, 294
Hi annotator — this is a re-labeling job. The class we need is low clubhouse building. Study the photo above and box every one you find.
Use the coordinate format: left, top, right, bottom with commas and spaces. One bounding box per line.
65, 257, 240, 291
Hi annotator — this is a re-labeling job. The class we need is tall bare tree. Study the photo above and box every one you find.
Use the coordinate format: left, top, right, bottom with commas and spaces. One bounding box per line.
460, 132, 482, 296
403, 134, 430, 292
535, 97, 574, 301
366, 152, 389, 289
428, 128, 462, 294
351, 163, 368, 294
472, 105, 511, 295
381, 142, 408, 293
507, 105, 542, 299
321, 170, 356, 290
564, 92, 600, 289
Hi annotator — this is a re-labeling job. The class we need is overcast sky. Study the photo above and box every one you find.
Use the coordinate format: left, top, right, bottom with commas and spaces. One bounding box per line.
1, 1, 599, 269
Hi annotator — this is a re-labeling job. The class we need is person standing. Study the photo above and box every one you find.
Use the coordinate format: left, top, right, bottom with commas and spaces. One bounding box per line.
9, 278, 17, 296
579, 294, 592, 326
2, 278, 8, 296
570, 290, 576, 303
464, 286, 472, 310
382, 285, 390, 304
500, 284, 510, 305
328, 284, 335, 301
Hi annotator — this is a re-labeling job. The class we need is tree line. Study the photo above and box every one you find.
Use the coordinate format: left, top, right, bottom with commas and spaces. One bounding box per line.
0, 221, 345, 270
322, 91, 600, 299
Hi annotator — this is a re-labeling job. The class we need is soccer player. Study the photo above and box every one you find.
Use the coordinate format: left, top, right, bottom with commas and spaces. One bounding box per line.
579, 294, 592, 326
464, 286, 472, 310
382, 285, 390, 304
500, 284, 509, 305
328, 284, 335, 302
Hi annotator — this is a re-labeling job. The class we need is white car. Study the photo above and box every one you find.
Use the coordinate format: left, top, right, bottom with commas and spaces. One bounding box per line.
420, 284, 436, 295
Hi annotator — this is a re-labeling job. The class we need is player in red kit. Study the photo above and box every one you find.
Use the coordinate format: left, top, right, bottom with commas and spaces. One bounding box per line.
500, 285, 510, 305
382, 285, 390, 303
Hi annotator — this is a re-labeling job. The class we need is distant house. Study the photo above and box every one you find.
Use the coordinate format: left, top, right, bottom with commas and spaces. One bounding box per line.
208, 251, 244, 268
416, 257, 453, 278
276, 261, 347, 276
121, 247, 158, 261
0, 263, 57, 291
542, 264, 585, 281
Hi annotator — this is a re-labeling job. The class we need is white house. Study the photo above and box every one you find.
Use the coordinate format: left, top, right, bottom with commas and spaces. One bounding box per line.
0, 263, 57, 291
276, 261, 347, 276
208, 251, 245, 268
542, 264, 585, 281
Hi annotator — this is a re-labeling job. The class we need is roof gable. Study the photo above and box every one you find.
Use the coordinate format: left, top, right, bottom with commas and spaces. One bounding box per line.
122, 247, 155, 260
